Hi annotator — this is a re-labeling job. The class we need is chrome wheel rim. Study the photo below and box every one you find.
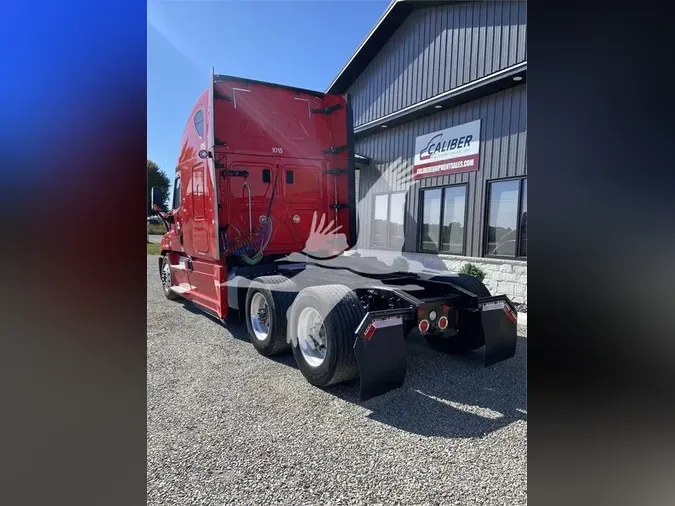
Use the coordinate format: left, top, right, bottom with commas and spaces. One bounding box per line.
297, 307, 327, 367
161, 259, 172, 292
250, 292, 271, 341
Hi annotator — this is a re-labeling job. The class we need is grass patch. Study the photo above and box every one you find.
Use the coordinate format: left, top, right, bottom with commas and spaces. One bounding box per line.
147, 223, 167, 235
147, 242, 162, 255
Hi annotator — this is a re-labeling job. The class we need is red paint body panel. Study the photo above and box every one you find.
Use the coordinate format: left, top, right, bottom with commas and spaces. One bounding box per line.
213, 79, 351, 256
160, 74, 353, 319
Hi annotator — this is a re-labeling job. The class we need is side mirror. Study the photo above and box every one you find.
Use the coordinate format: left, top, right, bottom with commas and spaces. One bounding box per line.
151, 186, 164, 211
198, 149, 211, 159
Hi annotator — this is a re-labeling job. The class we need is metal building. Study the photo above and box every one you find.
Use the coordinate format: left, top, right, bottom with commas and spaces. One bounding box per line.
327, 0, 528, 305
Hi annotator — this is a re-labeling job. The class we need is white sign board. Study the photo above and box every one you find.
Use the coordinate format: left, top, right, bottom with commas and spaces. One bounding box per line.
413, 119, 481, 179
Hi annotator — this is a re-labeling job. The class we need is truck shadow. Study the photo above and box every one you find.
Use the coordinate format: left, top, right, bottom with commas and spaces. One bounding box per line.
338, 334, 527, 439
177, 301, 252, 342
280, 333, 526, 439
177, 299, 527, 439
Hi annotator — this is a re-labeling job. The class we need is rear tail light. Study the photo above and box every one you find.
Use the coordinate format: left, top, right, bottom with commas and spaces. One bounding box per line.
437, 316, 449, 330
418, 319, 430, 333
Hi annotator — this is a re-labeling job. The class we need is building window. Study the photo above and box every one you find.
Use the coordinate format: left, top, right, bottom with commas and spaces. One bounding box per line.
372, 192, 406, 249
484, 177, 527, 258
172, 175, 181, 210
419, 184, 467, 254
194, 110, 204, 137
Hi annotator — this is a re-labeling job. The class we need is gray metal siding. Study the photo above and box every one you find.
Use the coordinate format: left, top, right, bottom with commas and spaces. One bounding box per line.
348, 1, 527, 127
354, 84, 526, 257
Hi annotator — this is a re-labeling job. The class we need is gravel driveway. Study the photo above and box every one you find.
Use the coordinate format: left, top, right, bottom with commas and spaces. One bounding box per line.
147, 255, 527, 505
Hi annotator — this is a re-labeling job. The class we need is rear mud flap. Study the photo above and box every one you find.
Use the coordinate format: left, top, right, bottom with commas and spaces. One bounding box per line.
479, 296, 518, 366
353, 310, 410, 402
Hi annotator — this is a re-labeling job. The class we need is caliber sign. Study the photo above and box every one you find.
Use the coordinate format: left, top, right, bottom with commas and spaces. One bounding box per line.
413, 119, 481, 179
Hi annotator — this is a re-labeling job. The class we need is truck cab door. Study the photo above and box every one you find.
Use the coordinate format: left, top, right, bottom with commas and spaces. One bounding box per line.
165, 173, 191, 293
184, 161, 210, 257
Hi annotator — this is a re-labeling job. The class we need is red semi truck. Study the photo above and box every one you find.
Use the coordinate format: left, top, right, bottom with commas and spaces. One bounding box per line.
153, 69, 518, 400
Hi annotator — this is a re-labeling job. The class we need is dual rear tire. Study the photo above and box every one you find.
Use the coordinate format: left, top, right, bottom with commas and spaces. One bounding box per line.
288, 285, 365, 387
245, 278, 365, 388
244, 275, 296, 356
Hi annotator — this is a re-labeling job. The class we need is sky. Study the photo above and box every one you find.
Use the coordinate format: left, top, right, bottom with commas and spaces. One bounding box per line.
147, 0, 390, 198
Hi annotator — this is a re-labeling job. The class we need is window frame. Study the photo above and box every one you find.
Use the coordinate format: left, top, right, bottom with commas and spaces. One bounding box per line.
194, 110, 204, 138
416, 183, 469, 256
370, 191, 407, 250
482, 176, 527, 260
172, 174, 181, 211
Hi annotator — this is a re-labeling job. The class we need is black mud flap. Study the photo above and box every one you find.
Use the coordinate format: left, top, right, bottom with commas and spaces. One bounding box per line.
479, 296, 519, 366
353, 309, 410, 402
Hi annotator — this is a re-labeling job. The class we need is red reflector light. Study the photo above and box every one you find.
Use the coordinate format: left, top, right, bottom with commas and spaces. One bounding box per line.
418, 319, 430, 333
442, 304, 451, 313
363, 324, 375, 340
417, 308, 425, 318
503, 306, 517, 324
437, 316, 448, 330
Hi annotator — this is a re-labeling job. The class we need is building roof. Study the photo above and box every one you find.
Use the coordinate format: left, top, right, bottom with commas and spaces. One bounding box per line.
326, 0, 457, 94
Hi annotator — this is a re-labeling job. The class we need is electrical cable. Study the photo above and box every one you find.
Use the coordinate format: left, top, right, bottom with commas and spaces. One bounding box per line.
226, 168, 279, 264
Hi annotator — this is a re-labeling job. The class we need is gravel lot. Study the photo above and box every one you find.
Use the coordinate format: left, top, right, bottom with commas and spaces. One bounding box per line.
147, 255, 527, 505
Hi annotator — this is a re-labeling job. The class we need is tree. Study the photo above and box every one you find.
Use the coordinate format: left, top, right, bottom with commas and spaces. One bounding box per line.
147, 159, 170, 214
